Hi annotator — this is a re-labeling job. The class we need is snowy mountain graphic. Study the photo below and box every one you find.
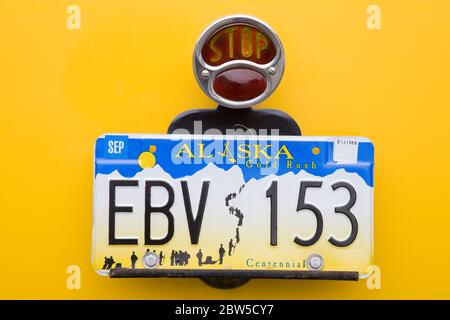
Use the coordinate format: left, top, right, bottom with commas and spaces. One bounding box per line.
93, 163, 373, 275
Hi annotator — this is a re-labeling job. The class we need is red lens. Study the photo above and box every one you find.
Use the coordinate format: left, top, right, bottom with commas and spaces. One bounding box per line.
212, 68, 267, 101
201, 24, 276, 66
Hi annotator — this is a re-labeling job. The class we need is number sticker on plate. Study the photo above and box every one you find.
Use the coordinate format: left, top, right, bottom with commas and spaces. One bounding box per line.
92, 134, 374, 278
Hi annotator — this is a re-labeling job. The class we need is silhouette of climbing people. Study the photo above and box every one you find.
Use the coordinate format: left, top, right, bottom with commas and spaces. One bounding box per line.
236, 227, 240, 243
225, 194, 231, 207
225, 193, 237, 207
229, 206, 234, 215
196, 249, 203, 266
218, 244, 225, 264
102, 256, 115, 270
237, 211, 244, 226
159, 251, 165, 265
130, 251, 138, 269
229, 239, 236, 256
232, 208, 244, 226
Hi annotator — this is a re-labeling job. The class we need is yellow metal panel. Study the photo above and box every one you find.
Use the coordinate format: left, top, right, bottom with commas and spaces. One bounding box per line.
0, 0, 449, 299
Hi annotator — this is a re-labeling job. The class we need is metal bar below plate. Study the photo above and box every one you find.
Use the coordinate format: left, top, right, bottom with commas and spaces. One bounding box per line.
109, 269, 359, 281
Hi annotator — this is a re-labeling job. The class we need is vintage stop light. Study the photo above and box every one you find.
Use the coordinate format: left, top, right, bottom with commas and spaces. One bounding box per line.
168, 15, 301, 136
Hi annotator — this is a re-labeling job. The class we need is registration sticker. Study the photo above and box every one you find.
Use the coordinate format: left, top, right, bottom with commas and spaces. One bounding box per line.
92, 134, 374, 277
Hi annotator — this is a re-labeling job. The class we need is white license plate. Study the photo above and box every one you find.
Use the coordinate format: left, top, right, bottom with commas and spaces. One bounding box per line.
92, 134, 374, 278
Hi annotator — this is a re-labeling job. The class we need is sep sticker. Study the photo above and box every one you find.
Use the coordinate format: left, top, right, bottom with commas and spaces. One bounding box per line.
104, 135, 128, 159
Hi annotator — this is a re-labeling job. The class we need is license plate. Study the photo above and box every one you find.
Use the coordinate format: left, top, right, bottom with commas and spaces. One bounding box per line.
92, 134, 374, 279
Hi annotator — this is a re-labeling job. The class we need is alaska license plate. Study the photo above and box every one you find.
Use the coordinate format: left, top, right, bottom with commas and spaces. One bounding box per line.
92, 134, 374, 278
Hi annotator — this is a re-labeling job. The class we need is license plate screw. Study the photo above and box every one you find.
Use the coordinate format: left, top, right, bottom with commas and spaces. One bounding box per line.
307, 254, 324, 271
142, 252, 160, 269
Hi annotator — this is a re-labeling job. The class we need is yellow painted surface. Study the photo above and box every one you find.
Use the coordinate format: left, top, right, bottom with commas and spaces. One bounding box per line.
1, 0, 449, 299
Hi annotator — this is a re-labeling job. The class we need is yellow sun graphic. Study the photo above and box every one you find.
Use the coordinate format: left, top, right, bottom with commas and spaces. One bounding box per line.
312, 147, 320, 155
138, 145, 157, 169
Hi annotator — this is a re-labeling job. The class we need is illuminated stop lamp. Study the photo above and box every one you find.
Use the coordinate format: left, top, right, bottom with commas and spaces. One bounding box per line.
193, 16, 285, 108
